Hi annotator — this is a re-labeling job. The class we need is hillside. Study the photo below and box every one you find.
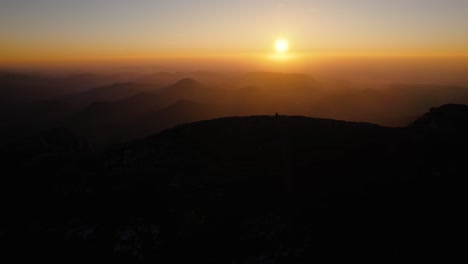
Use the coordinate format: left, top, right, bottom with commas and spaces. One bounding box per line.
1, 105, 466, 262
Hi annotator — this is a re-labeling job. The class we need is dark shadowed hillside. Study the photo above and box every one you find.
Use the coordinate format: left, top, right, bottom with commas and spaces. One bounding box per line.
0, 72, 61, 107
61, 79, 227, 145
1, 105, 466, 262
68, 99, 224, 145
410, 104, 468, 132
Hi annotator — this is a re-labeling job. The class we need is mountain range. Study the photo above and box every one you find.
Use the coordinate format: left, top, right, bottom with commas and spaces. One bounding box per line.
3, 71, 468, 147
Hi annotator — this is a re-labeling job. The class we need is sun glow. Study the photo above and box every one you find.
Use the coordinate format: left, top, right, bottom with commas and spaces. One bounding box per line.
275, 39, 289, 53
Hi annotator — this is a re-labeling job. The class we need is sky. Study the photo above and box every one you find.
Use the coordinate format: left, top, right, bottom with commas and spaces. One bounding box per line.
1, 0, 468, 65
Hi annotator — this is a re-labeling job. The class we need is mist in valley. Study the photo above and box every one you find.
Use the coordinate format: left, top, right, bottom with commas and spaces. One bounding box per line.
2, 59, 468, 147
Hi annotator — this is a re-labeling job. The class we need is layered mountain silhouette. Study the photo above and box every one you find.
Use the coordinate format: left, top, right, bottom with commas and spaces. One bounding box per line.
1, 104, 466, 262
0, 71, 137, 107
3, 72, 468, 146
61, 82, 160, 109
136, 71, 228, 86
2, 71, 468, 261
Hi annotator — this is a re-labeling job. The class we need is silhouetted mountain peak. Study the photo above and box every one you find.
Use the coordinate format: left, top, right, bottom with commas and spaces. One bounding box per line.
410, 104, 468, 131
157, 78, 204, 96
172, 78, 201, 88
430, 103, 468, 112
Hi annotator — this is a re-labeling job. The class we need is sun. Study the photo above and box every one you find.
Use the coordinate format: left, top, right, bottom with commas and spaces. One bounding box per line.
275, 39, 288, 53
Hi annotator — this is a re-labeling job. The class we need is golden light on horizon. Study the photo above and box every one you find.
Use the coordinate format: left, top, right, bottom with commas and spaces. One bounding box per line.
275, 39, 289, 53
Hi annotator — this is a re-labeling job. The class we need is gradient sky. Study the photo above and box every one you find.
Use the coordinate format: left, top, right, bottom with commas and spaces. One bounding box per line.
1, 0, 468, 64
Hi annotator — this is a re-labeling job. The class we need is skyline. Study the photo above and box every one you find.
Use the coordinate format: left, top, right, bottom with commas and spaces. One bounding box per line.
1, 0, 468, 65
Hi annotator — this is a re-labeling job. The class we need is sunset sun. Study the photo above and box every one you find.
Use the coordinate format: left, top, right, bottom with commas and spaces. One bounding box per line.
275, 39, 289, 53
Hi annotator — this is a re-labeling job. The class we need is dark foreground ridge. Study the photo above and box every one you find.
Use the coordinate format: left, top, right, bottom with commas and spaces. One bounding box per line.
1, 104, 467, 262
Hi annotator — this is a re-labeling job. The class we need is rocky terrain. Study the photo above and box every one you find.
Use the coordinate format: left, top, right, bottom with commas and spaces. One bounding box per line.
1, 104, 466, 262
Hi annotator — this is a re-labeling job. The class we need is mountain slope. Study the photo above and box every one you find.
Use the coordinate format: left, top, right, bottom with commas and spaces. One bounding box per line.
67, 99, 222, 145
62, 78, 226, 145
2, 106, 467, 262
410, 104, 468, 132
63, 82, 160, 110
154, 78, 226, 106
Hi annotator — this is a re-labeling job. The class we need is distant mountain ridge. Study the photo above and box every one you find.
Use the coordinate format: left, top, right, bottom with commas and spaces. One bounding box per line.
3, 71, 468, 147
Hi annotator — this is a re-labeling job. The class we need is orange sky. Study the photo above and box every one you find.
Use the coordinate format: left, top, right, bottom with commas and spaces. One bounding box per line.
1, 0, 467, 73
